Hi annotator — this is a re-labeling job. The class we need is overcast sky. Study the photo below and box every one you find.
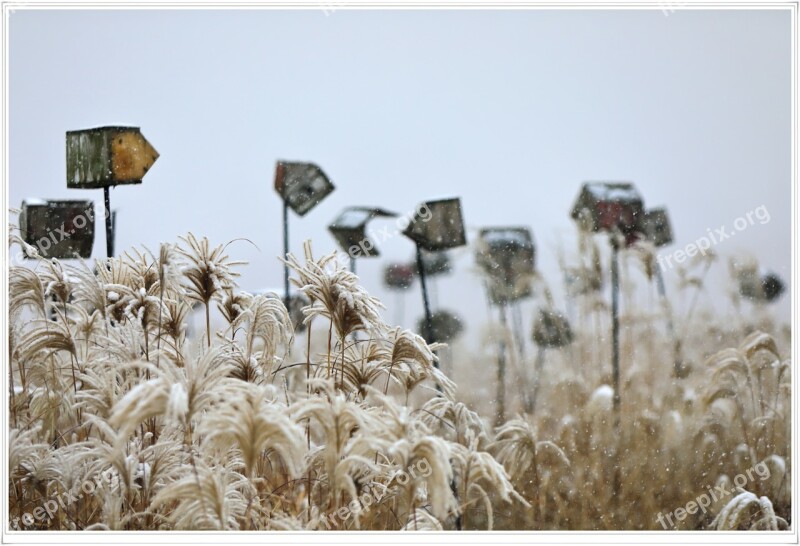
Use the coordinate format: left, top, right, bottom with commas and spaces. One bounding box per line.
9, 8, 792, 337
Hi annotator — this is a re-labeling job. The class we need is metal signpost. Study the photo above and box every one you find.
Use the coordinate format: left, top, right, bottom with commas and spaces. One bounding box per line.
475, 226, 536, 424
571, 181, 646, 501
402, 197, 466, 367
530, 308, 573, 413
643, 207, 687, 377
274, 161, 335, 309
328, 206, 396, 273
66, 126, 158, 258
571, 181, 645, 411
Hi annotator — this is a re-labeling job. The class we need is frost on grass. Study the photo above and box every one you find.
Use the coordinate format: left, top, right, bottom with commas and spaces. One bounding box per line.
6, 233, 791, 531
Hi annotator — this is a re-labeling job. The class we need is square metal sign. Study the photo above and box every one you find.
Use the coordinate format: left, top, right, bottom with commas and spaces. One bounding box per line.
19, 199, 95, 259
403, 197, 466, 252
274, 161, 335, 216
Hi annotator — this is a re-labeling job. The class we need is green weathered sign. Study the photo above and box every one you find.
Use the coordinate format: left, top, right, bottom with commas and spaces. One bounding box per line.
274, 161, 335, 217
19, 199, 95, 259
66, 126, 159, 189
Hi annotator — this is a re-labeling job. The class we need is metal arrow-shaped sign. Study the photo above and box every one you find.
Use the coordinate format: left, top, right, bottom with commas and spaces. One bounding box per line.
66, 126, 159, 188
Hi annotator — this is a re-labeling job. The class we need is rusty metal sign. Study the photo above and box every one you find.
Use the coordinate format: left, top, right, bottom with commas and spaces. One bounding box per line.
19, 199, 95, 259
328, 207, 396, 257
274, 161, 335, 217
571, 182, 645, 238
403, 197, 466, 252
66, 126, 159, 188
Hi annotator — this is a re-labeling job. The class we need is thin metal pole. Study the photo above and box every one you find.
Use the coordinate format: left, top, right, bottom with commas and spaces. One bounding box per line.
496, 303, 507, 426
611, 239, 621, 415
283, 200, 290, 309
610, 236, 621, 501
415, 245, 436, 368
655, 263, 684, 377
350, 255, 356, 274
511, 302, 527, 362
529, 346, 545, 414
110, 211, 116, 259
103, 186, 113, 258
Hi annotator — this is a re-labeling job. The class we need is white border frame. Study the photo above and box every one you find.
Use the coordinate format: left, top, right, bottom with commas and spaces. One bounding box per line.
1, 2, 797, 544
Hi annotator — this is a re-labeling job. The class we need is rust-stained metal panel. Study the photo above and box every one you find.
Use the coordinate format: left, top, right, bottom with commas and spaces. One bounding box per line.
19, 199, 95, 259
328, 206, 396, 257
384, 263, 415, 290
532, 309, 573, 348
476, 226, 535, 304
111, 130, 159, 182
644, 208, 673, 247
66, 126, 159, 188
274, 161, 335, 216
403, 197, 466, 252
570, 182, 645, 239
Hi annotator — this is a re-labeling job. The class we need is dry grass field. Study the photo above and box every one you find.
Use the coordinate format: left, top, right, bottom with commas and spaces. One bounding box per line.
7, 231, 791, 531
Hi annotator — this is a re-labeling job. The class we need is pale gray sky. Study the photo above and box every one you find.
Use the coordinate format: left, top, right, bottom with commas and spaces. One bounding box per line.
9, 8, 792, 336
